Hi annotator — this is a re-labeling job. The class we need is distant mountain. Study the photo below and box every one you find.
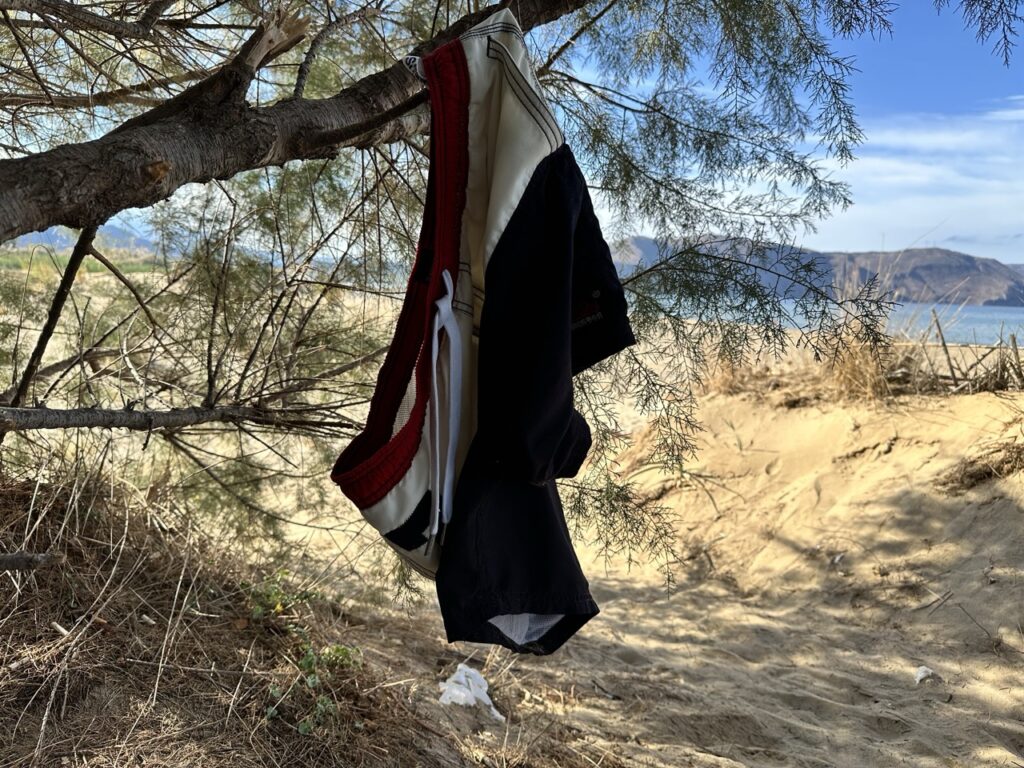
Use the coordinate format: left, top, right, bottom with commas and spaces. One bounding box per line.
12, 224, 155, 253
822, 248, 1024, 306
615, 237, 1024, 307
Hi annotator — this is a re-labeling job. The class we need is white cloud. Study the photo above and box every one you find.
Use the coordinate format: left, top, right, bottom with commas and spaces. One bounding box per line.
983, 108, 1024, 122
801, 99, 1024, 262
860, 125, 1000, 152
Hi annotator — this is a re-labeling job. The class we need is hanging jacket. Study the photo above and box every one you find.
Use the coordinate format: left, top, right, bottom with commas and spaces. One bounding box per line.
331, 8, 635, 655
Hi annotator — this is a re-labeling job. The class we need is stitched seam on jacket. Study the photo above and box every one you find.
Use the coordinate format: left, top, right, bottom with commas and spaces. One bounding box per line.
460, 22, 524, 42
484, 36, 561, 151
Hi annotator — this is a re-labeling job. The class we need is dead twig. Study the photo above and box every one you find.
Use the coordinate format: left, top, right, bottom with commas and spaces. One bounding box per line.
0, 551, 65, 571
932, 310, 959, 388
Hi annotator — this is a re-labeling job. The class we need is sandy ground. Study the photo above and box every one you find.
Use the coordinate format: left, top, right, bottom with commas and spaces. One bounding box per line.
332, 386, 1024, 767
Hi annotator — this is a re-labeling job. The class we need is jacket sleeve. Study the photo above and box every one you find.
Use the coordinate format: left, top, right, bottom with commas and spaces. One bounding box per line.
475, 146, 634, 485
568, 176, 637, 374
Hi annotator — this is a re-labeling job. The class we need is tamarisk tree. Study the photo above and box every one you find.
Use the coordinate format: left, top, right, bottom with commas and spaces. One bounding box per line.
0, 0, 1017, 559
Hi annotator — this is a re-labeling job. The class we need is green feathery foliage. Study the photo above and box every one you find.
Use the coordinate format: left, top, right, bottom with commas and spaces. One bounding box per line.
0, 0, 1017, 577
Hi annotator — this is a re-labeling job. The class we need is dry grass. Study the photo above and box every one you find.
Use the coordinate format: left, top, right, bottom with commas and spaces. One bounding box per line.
0, 476, 454, 768
705, 335, 1024, 406
0, 471, 631, 768
831, 336, 1024, 400
827, 339, 950, 399
937, 438, 1024, 495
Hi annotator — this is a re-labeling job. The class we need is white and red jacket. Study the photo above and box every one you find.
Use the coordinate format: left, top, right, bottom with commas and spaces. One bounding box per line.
332, 9, 635, 654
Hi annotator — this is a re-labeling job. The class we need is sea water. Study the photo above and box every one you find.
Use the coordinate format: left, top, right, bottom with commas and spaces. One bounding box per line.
885, 302, 1024, 345
779, 301, 1024, 345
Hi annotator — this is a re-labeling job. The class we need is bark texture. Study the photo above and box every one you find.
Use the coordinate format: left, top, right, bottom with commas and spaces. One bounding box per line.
0, 0, 595, 243
0, 0, 170, 38
0, 405, 359, 433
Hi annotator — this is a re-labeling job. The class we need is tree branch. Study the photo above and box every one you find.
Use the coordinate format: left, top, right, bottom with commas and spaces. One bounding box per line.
256, 345, 388, 405
0, 404, 362, 433
2, 226, 97, 409
2, 7, 55, 106
0, 0, 596, 244
136, 0, 176, 32
0, 0, 168, 39
88, 244, 161, 330
0, 68, 211, 108
293, 5, 380, 99
0, 349, 121, 403
537, 0, 620, 77
112, 7, 309, 135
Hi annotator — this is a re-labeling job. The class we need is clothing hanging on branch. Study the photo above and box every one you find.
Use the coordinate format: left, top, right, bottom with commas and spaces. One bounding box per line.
331, 8, 635, 655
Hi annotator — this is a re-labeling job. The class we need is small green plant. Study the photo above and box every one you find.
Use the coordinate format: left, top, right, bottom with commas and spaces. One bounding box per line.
265, 642, 361, 736
318, 643, 361, 670
243, 569, 322, 620
298, 696, 337, 735
296, 642, 361, 686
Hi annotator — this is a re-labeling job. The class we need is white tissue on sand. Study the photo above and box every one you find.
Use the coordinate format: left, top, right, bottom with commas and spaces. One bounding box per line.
438, 663, 505, 722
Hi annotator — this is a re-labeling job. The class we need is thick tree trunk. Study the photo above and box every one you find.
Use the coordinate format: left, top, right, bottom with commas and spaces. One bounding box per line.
0, 0, 595, 243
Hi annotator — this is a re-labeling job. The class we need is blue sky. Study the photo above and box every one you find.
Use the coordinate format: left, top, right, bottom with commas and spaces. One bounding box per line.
799, 3, 1024, 262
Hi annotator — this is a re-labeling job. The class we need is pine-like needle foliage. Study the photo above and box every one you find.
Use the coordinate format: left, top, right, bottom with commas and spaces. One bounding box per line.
0, 0, 1018, 575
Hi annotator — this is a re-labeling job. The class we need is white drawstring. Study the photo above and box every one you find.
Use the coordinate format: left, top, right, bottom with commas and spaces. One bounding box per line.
426, 269, 462, 552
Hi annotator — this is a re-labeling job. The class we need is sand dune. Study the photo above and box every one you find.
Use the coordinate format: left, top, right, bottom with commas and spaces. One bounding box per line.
343, 387, 1024, 767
